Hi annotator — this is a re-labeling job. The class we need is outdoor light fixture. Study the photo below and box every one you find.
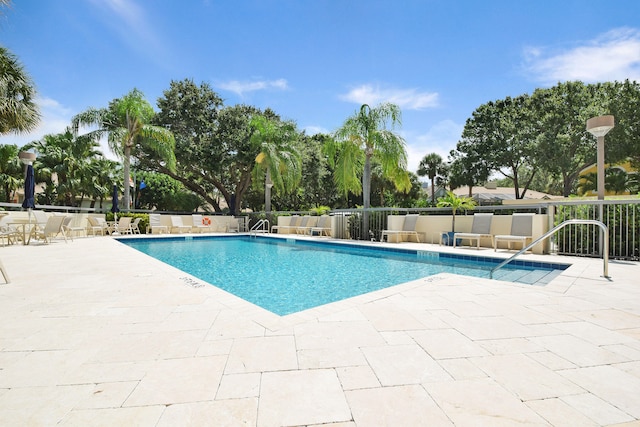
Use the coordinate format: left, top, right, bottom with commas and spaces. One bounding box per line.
586, 115, 614, 200
18, 151, 36, 166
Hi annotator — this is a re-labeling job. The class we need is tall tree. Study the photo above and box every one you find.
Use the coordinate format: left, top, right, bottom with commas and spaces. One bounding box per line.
150, 80, 273, 213
249, 115, 302, 213
447, 149, 490, 196
27, 129, 105, 206
72, 88, 176, 210
327, 103, 410, 236
0, 45, 40, 135
532, 81, 597, 196
0, 143, 21, 202
417, 152, 444, 203
599, 80, 640, 169
457, 95, 539, 198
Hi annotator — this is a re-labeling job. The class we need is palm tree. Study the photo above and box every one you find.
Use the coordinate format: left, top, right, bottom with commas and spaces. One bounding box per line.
578, 168, 632, 196
327, 103, 410, 236
0, 46, 40, 135
436, 190, 476, 233
249, 115, 302, 213
417, 152, 444, 203
0, 143, 22, 202
72, 89, 176, 210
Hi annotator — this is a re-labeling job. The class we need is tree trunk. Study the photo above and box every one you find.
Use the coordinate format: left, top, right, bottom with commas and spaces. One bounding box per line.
123, 144, 131, 211
362, 152, 371, 239
265, 169, 272, 213
430, 177, 435, 203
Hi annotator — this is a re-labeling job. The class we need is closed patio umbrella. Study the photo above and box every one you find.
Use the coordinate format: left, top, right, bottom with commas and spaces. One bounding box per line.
111, 184, 120, 221
22, 164, 36, 235
21, 164, 35, 210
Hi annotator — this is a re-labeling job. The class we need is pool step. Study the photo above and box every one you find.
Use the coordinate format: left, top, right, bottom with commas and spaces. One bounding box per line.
492, 267, 562, 286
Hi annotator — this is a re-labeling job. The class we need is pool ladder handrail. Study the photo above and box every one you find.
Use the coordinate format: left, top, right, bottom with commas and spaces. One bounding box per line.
490, 219, 609, 279
249, 219, 270, 237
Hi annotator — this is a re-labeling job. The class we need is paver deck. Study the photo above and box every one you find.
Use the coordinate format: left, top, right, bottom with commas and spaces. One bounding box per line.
1, 234, 639, 426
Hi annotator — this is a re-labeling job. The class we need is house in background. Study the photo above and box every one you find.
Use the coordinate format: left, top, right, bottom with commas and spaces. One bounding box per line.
430, 182, 562, 205
577, 160, 638, 197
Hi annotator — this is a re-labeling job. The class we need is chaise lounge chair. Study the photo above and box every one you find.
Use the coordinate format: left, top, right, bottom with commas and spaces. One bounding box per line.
494, 213, 534, 252
227, 217, 240, 233
295, 216, 318, 234
271, 215, 301, 234
381, 214, 421, 243
62, 215, 87, 240
87, 216, 109, 236
28, 215, 66, 244
170, 215, 191, 234
0, 216, 20, 246
453, 213, 493, 249
109, 216, 133, 235
191, 214, 213, 233
129, 217, 142, 234
309, 215, 331, 236
147, 214, 168, 234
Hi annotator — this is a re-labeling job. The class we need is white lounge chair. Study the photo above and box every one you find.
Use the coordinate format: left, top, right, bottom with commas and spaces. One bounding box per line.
170, 215, 191, 233
62, 215, 87, 240
0, 216, 20, 246
129, 217, 142, 234
191, 214, 213, 233
294, 216, 317, 234
29, 215, 65, 244
271, 215, 301, 234
31, 210, 49, 228
309, 215, 331, 236
87, 216, 109, 236
227, 217, 240, 233
494, 213, 534, 252
147, 214, 168, 234
381, 214, 421, 243
454, 213, 493, 249
109, 216, 133, 235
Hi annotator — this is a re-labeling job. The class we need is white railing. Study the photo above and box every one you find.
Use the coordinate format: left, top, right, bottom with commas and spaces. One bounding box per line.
490, 219, 609, 279
249, 219, 270, 237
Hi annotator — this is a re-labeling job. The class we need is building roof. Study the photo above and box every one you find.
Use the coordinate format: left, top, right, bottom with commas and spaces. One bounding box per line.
431, 183, 562, 203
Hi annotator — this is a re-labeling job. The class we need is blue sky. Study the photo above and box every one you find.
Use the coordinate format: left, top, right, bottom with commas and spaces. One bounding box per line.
2, 0, 640, 175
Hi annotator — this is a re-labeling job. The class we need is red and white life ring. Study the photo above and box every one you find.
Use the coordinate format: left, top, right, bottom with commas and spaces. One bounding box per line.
202, 217, 212, 226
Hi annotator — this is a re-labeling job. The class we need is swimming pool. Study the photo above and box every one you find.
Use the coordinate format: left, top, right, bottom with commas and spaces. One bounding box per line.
120, 235, 570, 316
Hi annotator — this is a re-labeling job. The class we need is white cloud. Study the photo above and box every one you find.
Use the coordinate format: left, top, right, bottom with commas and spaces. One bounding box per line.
524, 27, 640, 84
303, 125, 330, 135
339, 84, 439, 110
402, 120, 463, 175
216, 79, 289, 96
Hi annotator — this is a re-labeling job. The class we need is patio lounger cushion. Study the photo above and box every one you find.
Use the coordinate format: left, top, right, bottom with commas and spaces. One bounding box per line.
309, 215, 331, 236
454, 213, 493, 249
381, 214, 421, 243
147, 214, 169, 234
170, 216, 191, 233
494, 213, 534, 251
271, 215, 301, 234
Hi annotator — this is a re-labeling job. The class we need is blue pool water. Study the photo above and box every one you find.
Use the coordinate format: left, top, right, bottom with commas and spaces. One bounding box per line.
121, 236, 569, 316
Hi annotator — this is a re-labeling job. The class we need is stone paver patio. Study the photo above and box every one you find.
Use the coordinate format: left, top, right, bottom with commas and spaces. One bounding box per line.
1, 234, 639, 426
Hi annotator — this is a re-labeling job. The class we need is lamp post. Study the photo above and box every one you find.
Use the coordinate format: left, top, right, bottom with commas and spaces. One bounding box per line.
265, 170, 273, 214
586, 115, 615, 200
18, 150, 36, 172
586, 115, 614, 257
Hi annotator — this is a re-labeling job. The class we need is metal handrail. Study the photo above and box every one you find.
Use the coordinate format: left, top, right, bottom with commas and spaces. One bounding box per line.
249, 219, 270, 236
490, 219, 609, 279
